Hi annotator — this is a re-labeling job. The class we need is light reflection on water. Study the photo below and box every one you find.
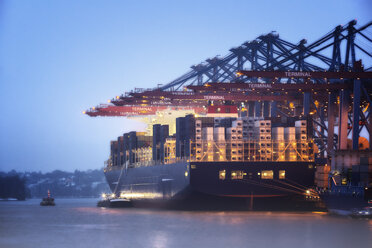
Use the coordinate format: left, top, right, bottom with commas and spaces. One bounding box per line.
151, 230, 169, 248
0, 198, 371, 248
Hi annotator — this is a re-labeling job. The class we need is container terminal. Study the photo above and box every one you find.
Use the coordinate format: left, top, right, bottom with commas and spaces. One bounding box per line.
86, 20, 372, 211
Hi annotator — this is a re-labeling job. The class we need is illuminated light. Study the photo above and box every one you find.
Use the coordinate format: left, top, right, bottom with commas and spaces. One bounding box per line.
306, 190, 310, 194
261, 170, 273, 179
82, 111, 86, 114
312, 211, 327, 215
92, 107, 96, 110
363, 103, 369, 113
107, 100, 111, 103
111, 193, 115, 198
116, 96, 120, 99
219, 170, 226, 180
184, 171, 188, 177
101, 193, 106, 198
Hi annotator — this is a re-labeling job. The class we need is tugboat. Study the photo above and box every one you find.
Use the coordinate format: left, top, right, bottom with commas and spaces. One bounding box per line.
40, 190, 55, 206
316, 150, 372, 218
318, 175, 372, 218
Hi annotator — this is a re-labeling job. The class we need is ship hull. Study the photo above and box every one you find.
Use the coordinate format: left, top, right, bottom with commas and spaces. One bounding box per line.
104, 161, 316, 205
319, 186, 372, 214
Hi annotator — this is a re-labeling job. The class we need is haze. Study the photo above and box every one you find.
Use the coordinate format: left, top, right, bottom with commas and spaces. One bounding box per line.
0, 0, 371, 172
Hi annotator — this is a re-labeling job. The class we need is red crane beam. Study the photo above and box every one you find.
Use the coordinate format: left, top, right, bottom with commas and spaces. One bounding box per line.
85, 105, 206, 117
187, 82, 349, 92
116, 93, 299, 103
237, 70, 372, 79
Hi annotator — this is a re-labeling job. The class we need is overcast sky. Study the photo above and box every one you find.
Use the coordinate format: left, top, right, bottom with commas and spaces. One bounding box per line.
0, 0, 371, 172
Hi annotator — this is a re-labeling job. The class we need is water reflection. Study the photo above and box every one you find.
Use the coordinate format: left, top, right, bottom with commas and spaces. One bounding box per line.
1, 199, 371, 248
151, 230, 169, 248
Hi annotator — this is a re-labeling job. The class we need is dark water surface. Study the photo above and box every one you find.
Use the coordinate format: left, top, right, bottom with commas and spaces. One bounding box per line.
0, 198, 371, 248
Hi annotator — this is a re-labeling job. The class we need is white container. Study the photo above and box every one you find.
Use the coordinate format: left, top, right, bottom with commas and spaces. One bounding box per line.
254, 120, 267, 127
295, 120, 307, 127
232, 120, 243, 128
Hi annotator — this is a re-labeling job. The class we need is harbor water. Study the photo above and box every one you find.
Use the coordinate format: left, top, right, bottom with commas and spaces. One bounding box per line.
0, 198, 371, 248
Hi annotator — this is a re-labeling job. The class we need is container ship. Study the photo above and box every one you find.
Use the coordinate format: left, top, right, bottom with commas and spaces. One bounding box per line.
103, 106, 319, 209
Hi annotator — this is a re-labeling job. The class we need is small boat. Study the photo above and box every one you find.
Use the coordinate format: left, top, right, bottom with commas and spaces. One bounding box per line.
40, 190, 55, 206
350, 207, 372, 219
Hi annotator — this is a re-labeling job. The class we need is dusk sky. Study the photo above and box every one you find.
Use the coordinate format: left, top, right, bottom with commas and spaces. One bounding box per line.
0, 0, 371, 172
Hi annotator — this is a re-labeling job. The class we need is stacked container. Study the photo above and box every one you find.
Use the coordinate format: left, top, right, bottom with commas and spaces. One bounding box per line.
202, 127, 214, 161
272, 127, 285, 161
315, 165, 330, 188
214, 117, 235, 128
213, 127, 226, 161
152, 124, 162, 162
123, 133, 130, 165
242, 117, 255, 140
176, 115, 196, 159
254, 120, 272, 161
117, 136, 124, 166
195, 119, 202, 161
229, 120, 244, 161
232, 120, 244, 142
242, 117, 255, 160
284, 127, 296, 161
295, 120, 308, 161
110, 140, 118, 166
110, 115, 316, 165
164, 138, 176, 163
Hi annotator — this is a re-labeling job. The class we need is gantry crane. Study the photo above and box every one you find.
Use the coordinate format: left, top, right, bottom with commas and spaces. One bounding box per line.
85, 20, 372, 159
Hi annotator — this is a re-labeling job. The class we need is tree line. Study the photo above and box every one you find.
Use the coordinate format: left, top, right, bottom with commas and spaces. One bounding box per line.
0, 169, 109, 199
0, 174, 27, 200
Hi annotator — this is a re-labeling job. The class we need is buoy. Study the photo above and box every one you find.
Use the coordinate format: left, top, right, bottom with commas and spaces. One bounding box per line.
40, 189, 55, 206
